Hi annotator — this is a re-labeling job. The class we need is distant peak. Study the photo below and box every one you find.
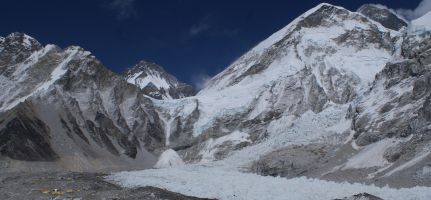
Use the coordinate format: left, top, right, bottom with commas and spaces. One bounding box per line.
135, 60, 166, 72
122, 60, 168, 78
124, 60, 174, 86
123, 60, 195, 99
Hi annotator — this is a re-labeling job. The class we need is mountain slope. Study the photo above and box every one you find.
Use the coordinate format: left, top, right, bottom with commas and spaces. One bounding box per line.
158, 3, 398, 152
0, 33, 166, 172
411, 10, 431, 31
146, 3, 431, 187
123, 60, 195, 100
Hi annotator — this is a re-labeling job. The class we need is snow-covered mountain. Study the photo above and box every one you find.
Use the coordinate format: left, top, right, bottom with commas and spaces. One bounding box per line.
159, 2, 400, 151
0, 32, 167, 171
123, 60, 195, 100
1, 3, 431, 197
147, 3, 431, 188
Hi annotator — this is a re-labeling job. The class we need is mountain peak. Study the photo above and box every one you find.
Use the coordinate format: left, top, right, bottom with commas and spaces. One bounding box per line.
308, 3, 343, 12
5, 32, 42, 50
0, 33, 44, 68
134, 60, 166, 72
357, 4, 407, 31
202, 2, 396, 94
124, 60, 195, 99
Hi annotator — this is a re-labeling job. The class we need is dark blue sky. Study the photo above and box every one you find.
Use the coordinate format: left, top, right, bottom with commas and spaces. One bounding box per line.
0, 0, 422, 87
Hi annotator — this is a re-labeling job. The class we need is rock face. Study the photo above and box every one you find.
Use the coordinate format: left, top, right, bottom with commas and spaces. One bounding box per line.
123, 60, 195, 99
357, 4, 408, 31
251, 144, 333, 178
344, 31, 431, 185
0, 102, 58, 161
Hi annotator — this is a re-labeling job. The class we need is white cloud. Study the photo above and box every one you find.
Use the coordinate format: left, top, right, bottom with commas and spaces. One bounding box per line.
396, 0, 431, 20
188, 14, 239, 38
191, 73, 212, 91
189, 15, 212, 37
108, 0, 137, 20
189, 22, 210, 36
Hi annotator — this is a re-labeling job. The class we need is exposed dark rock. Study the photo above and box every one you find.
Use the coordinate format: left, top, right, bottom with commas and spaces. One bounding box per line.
307, 74, 328, 112
355, 132, 384, 146
384, 144, 405, 162
358, 4, 407, 31
421, 95, 431, 121
298, 5, 350, 28
0, 103, 58, 161
251, 144, 332, 178
402, 32, 431, 59
334, 28, 394, 51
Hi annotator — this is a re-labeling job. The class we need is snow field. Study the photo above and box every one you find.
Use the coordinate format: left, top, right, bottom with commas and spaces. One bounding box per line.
108, 164, 431, 200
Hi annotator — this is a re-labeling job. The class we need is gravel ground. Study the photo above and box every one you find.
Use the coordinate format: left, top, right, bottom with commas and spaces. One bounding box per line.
0, 172, 216, 200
